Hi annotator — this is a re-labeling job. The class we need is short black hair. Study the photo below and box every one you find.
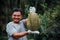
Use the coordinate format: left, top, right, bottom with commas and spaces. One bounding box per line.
12, 8, 23, 15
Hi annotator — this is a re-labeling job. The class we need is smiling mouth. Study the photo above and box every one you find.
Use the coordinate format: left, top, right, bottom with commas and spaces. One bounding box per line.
14, 18, 20, 20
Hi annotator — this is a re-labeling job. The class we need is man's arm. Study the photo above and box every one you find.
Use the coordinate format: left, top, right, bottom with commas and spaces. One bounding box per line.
12, 32, 28, 38
21, 18, 28, 25
25, 18, 28, 24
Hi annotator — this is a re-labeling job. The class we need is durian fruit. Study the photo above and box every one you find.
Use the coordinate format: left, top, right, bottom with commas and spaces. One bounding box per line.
27, 13, 40, 31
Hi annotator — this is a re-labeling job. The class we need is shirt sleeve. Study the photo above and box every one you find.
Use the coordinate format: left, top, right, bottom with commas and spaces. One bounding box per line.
6, 24, 17, 36
21, 19, 26, 24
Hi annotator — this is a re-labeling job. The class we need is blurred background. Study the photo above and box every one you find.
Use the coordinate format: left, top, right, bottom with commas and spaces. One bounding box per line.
0, 0, 60, 40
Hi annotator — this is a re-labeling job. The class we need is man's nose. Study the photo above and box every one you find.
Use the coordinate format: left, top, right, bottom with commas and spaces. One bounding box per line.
15, 16, 18, 18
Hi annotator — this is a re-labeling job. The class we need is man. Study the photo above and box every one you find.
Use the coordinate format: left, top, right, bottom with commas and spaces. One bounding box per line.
6, 8, 28, 40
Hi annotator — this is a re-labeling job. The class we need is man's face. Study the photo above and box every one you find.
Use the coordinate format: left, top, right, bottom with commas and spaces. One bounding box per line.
12, 11, 22, 23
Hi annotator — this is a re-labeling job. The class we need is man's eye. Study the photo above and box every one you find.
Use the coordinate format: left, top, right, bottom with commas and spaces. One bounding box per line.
18, 15, 20, 16
14, 15, 16, 16
13, 15, 20, 17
